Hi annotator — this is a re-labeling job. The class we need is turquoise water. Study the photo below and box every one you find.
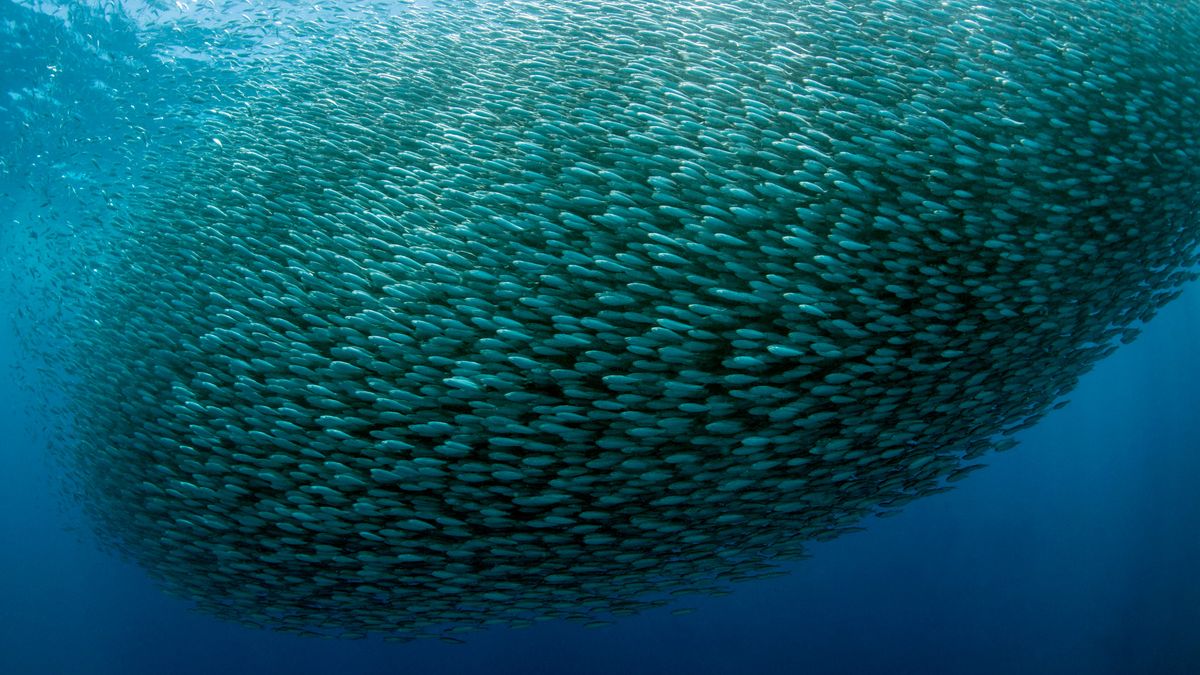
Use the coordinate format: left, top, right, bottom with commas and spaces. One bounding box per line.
2, 1, 1198, 672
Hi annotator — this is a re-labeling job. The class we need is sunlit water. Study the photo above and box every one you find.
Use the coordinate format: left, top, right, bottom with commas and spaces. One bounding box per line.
2, 1, 1197, 673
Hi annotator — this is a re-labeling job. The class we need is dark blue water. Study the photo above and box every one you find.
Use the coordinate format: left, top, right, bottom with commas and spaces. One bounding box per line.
2, 1, 1198, 673
2, 261, 1196, 675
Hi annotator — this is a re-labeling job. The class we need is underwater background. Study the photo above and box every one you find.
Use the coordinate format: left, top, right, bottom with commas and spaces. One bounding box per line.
2, 0, 1198, 673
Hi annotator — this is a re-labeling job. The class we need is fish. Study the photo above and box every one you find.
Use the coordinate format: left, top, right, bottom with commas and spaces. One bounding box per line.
45, 0, 1200, 642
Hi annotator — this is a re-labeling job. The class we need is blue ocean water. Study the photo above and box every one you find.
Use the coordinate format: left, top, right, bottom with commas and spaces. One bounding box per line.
2, 1, 1198, 673
2, 284, 1197, 675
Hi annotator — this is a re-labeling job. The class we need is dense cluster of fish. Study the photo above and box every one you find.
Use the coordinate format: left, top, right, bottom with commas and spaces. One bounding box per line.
56, 0, 1199, 641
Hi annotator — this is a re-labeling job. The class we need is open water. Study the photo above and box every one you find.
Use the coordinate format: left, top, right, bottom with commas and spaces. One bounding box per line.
2, 1, 1197, 673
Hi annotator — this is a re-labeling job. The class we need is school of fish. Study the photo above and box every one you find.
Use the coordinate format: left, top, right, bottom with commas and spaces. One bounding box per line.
48, 0, 1200, 641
